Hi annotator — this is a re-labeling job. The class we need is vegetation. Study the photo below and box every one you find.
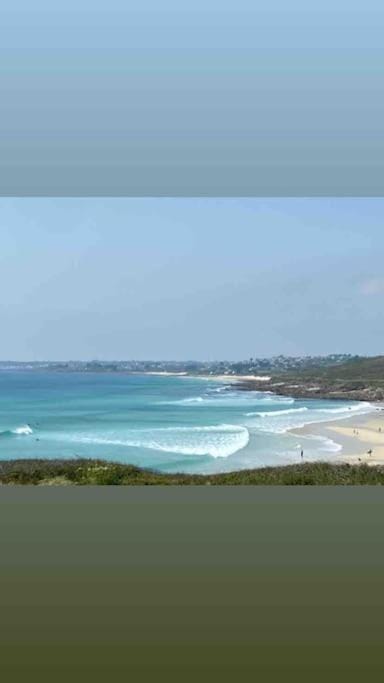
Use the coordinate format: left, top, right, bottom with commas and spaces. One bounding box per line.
1, 458, 384, 485
295, 355, 384, 382
235, 355, 384, 402
0, 353, 360, 376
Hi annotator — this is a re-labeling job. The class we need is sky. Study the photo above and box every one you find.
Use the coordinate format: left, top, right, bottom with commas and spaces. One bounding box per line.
2, 3, 384, 197
0, 197, 383, 361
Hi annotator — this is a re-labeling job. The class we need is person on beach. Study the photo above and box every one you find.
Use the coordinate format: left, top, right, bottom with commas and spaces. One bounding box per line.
301, 450, 304, 460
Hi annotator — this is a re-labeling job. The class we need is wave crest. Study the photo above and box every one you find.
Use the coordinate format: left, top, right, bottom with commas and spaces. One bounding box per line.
0, 424, 34, 438
64, 424, 250, 459
246, 407, 309, 417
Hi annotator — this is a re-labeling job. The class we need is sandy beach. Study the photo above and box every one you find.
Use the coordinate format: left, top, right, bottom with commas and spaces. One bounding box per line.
193, 374, 271, 383
291, 404, 384, 466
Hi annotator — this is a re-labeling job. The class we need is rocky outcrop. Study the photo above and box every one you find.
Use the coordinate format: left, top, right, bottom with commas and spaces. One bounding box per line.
235, 378, 384, 403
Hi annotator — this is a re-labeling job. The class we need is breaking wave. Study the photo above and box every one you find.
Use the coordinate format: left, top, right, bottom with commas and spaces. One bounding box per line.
0, 425, 34, 438
161, 391, 295, 408
246, 407, 309, 417
60, 424, 250, 459
246, 401, 374, 434
305, 435, 343, 453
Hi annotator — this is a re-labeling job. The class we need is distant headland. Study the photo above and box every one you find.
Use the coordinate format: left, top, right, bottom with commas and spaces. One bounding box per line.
1, 354, 384, 402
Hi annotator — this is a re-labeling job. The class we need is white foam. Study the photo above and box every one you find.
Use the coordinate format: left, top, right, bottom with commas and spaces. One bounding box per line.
12, 425, 33, 436
247, 401, 374, 434
208, 386, 231, 394
304, 434, 343, 453
314, 402, 370, 415
60, 424, 250, 459
162, 392, 295, 408
246, 407, 309, 417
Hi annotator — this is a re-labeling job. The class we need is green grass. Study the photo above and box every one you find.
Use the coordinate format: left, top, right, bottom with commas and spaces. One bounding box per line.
285, 355, 384, 382
1, 458, 384, 485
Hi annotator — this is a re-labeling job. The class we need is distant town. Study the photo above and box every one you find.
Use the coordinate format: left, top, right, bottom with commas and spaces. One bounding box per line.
0, 354, 357, 375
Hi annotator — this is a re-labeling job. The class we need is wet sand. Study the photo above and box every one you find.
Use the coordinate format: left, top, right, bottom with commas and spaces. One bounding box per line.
291, 405, 384, 466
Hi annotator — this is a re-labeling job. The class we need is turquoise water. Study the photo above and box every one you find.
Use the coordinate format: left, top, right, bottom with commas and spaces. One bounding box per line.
0, 371, 374, 473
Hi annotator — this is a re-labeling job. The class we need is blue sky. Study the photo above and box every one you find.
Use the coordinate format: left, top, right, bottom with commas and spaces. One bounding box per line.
0, 198, 383, 360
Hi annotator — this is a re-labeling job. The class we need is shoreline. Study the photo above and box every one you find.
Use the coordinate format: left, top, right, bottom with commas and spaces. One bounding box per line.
290, 405, 384, 466
183, 374, 271, 383
3, 371, 384, 476
194, 374, 384, 467
141, 371, 188, 376
179, 374, 384, 468
172, 373, 384, 467
202, 374, 271, 382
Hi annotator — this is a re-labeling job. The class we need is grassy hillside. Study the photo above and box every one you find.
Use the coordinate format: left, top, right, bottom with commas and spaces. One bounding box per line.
236, 355, 384, 401
288, 355, 384, 381
1, 458, 384, 485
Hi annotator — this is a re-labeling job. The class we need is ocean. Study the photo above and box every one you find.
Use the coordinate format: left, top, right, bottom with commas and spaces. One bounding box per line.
0, 371, 374, 474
